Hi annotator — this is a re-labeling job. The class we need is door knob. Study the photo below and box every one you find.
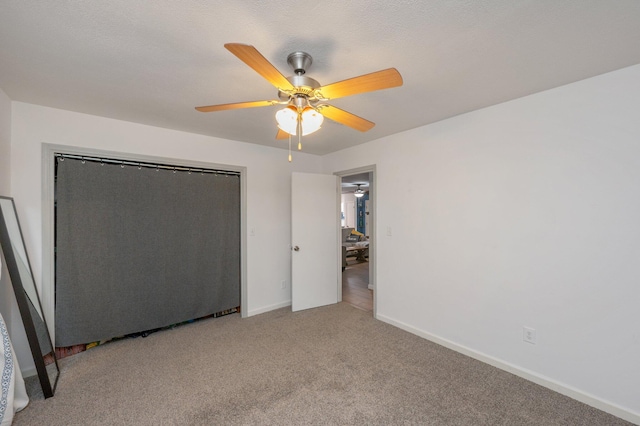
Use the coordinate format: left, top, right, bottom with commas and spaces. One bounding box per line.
293, 246, 300, 251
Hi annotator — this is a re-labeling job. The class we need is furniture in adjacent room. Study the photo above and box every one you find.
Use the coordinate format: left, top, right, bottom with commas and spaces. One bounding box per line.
341, 227, 369, 271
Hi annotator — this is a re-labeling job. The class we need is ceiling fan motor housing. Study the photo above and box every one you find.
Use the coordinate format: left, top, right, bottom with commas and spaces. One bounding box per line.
276, 51, 321, 102
278, 74, 321, 102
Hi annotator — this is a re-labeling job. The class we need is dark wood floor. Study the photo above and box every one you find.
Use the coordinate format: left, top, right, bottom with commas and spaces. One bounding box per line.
342, 258, 372, 312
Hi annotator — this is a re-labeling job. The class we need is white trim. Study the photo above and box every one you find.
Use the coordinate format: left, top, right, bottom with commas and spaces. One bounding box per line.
247, 301, 291, 317
19, 366, 37, 379
376, 313, 640, 425
41, 143, 249, 345
335, 176, 342, 304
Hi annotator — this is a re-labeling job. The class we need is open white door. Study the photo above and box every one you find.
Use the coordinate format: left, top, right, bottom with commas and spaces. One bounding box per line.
291, 172, 339, 312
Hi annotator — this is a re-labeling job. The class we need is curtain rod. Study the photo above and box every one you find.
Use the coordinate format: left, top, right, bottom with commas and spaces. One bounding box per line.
55, 153, 240, 176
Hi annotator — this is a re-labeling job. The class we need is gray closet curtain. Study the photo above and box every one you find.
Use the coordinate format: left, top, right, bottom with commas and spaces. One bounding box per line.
55, 157, 240, 347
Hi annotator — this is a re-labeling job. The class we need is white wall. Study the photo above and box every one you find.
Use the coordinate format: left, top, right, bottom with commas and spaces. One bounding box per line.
0, 87, 14, 327
10, 102, 323, 365
341, 193, 357, 228
0, 89, 33, 373
0, 88, 9, 195
323, 64, 640, 422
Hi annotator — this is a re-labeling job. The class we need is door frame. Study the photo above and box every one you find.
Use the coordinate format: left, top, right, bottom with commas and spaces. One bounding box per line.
41, 143, 248, 342
334, 165, 376, 318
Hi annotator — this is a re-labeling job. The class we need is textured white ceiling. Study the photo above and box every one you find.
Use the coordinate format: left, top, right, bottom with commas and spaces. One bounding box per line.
1, 1, 640, 155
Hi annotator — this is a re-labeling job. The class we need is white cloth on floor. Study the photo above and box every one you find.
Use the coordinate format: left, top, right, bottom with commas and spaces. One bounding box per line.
1, 311, 29, 426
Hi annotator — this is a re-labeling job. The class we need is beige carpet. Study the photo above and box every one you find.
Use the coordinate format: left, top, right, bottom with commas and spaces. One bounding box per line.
15, 303, 631, 425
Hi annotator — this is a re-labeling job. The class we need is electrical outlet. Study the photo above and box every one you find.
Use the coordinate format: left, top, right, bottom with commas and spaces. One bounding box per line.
523, 326, 536, 344
280, 280, 286, 289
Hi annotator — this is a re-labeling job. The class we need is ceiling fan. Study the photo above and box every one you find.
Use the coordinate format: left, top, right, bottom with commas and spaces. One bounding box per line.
195, 43, 403, 160
353, 184, 367, 198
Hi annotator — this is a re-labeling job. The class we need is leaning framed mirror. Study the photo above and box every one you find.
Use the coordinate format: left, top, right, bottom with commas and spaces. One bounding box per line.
0, 195, 59, 398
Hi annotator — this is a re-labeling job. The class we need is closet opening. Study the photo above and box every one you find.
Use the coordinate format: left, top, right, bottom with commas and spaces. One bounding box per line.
52, 151, 243, 359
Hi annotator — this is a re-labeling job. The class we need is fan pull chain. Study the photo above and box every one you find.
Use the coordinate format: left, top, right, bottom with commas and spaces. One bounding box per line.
297, 115, 302, 151
288, 134, 292, 162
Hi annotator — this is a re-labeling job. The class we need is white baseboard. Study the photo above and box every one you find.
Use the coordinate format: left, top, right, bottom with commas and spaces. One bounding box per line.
247, 300, 291, 317
376, 314, 640, 425
20, 366, 37, 378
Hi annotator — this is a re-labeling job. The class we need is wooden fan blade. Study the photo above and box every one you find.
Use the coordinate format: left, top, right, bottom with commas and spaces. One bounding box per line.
276, 128, 290, 140
318, 105, 375, 132
225, 43, 295, 92
317, 68, 403, 100
195, 100, 277, 112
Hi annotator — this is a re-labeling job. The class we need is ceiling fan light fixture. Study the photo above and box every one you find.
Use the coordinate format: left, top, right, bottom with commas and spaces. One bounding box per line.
275, 106, 323, 136
275, 106, 298, 135
300, 107, 323, 134
354, 184, 365, 198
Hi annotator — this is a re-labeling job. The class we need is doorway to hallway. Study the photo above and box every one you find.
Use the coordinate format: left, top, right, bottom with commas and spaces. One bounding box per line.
338, 168, 375, 315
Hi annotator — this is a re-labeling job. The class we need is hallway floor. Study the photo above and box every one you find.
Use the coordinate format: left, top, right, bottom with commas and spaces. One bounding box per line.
342, 258, 372, 312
